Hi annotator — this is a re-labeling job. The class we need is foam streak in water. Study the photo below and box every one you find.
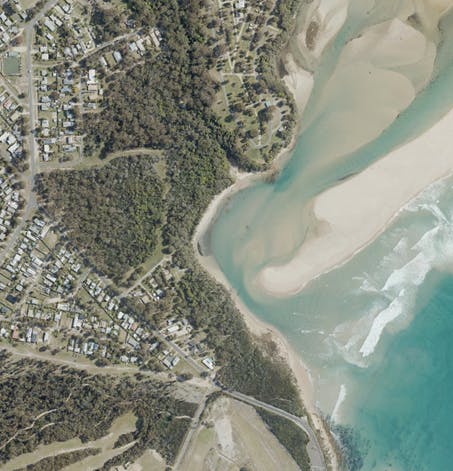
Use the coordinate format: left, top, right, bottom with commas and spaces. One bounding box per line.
359, 289, 406, 357
331, 384, 347, 422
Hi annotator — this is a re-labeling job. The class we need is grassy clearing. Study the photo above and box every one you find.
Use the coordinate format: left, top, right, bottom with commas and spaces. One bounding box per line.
2, 412, 137, 471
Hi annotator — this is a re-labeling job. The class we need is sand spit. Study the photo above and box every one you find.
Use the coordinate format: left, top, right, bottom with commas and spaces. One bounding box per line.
191, 1, 358, 468
282, 54, 314, 114
259, 103, 453, 297
257, 10, 443, 297
301, 0, 349, 61
193, 158, 340, 469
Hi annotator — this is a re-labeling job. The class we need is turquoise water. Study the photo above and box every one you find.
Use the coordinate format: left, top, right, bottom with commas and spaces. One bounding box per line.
208, 4, 453, 471
345, 272, 453, 471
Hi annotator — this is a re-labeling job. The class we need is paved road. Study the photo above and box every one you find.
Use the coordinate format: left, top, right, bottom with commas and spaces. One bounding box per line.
75, 29, 142, 64
153, 329, 205, 375
2, 6, 328, 470
119, 254, 171, 298
172, 394, 209, 470
0, 0, 59, 262
0, 343, 170, 380
224, 390, 327, 471
25, 0, 60, 177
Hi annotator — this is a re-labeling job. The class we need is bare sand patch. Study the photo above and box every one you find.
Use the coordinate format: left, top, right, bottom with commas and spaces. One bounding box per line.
116, 449, 166, 471
3, 412, 137, 471
258, 103, 453, 297
282, 54, 314, 114
178, 396, 301, 471
303, 0, 350, 60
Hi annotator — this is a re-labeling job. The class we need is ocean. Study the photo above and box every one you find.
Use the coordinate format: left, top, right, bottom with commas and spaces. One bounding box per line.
208, 2, 453, 470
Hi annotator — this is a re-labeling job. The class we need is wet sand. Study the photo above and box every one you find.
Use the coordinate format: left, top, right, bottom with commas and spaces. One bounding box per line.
259, 103, 453, 297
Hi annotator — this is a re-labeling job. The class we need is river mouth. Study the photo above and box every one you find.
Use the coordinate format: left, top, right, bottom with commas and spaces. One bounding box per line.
207, 1, 453, 469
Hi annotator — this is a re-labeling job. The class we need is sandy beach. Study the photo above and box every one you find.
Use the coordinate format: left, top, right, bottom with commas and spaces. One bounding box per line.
256, 5, 453, 297
282, 54, 314, 115
192, 191, 340, 469
259, 102, 453, 297
193, 1, 453, 470
189, 0, 448, 467
191, 1, 383, 467
192, 110, 341, 467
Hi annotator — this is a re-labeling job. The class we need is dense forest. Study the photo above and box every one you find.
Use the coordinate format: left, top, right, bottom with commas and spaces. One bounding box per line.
82, 0, 239, 251
36, 0, 305, 418
34, 0, 313, 466
36, 156, 164, 280
0, 352, 195, 465
174, 254, 304, 415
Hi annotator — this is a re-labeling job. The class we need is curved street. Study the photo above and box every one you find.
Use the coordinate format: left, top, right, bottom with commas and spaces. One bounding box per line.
223, 390, 327, 471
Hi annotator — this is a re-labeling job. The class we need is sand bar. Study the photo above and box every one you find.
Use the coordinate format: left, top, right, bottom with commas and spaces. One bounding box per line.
258, 103, 453, 297
282, 54, 314, 113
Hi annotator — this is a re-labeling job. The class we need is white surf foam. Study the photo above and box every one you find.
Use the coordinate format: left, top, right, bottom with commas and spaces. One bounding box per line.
358, 185, 453, 358
359, 289, 406, 357
382, 250, 432, 292
323, 178, 453, 366
359, 277, 378, 293
331, 384, 347, 423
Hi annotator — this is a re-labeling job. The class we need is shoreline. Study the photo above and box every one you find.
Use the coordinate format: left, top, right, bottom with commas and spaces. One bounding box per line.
257, 0, 453, 299
190, 2, 453, 470
258, 101, 453, 299
192, 225, 340, 470
192, 130, 341, 470
190, 2, 351, 467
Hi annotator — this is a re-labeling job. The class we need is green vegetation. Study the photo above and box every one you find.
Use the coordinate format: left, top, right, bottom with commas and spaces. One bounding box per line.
33, 0, 313, 466
36, 155, 164, 280
17, 448, 100, 471
90, 3, 128, 43
175, 259, 303, 415
36, 0, 304, 417
2, 53, 21, 76
207, 0, 300, 167
0, 351, 195, 465
258, 409, 311, 470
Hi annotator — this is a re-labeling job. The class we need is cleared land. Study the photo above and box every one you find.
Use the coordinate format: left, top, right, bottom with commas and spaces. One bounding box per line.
2, 412, 137, 471
179, 396, 300, 471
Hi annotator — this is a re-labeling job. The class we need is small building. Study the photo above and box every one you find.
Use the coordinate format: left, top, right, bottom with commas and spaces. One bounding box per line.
167, 324, 179, 334
44, 18, 56, 32
202, 357, 215, 370
113, 51, 122, 63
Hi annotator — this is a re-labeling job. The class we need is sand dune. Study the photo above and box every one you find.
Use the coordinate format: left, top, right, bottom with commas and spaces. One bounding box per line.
258, 103, 453, 297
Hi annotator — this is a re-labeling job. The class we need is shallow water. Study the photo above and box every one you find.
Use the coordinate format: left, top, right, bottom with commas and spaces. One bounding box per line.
209, 3, 453, 470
